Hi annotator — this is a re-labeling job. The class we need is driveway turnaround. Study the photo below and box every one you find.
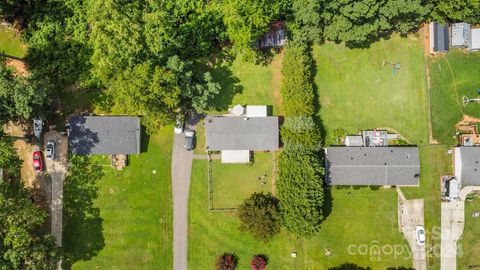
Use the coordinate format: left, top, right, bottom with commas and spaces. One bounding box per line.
172, 115, 199, 270
397, 188, 427, 270
44, 130, 68, 247
441, 186, 480, 270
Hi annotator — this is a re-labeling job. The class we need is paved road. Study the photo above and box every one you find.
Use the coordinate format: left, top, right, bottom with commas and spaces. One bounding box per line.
172, 116, 199, 270
397, 188, 427, 270
440, 186, 480, 270
44, 131, 68, 247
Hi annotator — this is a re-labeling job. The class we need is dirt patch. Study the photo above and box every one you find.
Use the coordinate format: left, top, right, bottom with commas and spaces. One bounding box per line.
271, 51, 284, 111
6, 58, 28, 76
15, 139, 36, 187
455, 115, 480, 129
3, 121, 27, 137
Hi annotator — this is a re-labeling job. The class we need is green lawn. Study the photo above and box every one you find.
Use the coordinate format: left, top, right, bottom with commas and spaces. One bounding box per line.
313, 34, 429, 145
211, 153, 273, 209
189, 160, 411, 269
458, 195, 480, 268
429, 50, 480, 145
401, 145, 452, 269
210, 54, 283, 115
0, 25, 26, 58
65, 128, 173, 270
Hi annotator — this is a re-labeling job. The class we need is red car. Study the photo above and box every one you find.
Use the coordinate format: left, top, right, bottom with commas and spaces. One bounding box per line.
33, 151, 44, 173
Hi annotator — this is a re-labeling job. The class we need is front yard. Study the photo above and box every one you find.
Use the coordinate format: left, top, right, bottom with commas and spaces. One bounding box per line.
63, 128, 173, 269
313, 34, 429, 145
189, 159, 412, 269
458, 194, 480, 269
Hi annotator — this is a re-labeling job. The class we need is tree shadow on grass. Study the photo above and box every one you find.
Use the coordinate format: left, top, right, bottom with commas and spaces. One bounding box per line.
62, 155, 105, 269
209, 65, 243, 112
328, 262, 372, 270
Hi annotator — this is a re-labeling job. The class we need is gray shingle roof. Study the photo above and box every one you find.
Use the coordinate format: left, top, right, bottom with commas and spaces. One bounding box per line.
433, 22, 449, 52
455, 147, 480, 186
325, 147, 420, 186
205, 116, 279, 151
69, 116, 141, 155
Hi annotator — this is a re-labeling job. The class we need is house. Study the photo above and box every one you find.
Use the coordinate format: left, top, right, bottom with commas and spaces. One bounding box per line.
454, 147, 480, 186
450, 22, 471, 48
68, 116, 141, 155
325, 147, 420, 186
254, 21, 286, 49
205, 115, 279, 163
430, 22, 449, 53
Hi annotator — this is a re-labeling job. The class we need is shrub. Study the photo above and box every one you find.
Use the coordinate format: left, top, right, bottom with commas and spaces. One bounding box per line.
216, 253, 238, 270
250, 255, 268, 270
281, 116, 322, 151
277, 150, 324, 238
238, 193, 281, 242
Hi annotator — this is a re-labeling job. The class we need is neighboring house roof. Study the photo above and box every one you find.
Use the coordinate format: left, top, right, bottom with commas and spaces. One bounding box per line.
345, 136, 364, 147
325, 147, 420, 186
431, 22, 449, 52
471, 28, 480, 51
451, 22, 471, 47
69, 116, 141, 155
205, 116, 279, 151
454, 147, 480, 186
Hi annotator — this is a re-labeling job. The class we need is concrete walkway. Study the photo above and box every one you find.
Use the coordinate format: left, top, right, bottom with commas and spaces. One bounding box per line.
172, 115, 199, 270
397, 188, 427, 270
440, 186, 480, 270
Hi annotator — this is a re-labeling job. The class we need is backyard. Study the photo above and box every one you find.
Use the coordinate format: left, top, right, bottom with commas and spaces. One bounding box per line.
189, 159, 412, 269
0, 24, 26, 57
210, 152, 274, 209
458, 194, 480, 269
63, 128, 173, 270
313, 34, 429, 145
429, 50, 480, 145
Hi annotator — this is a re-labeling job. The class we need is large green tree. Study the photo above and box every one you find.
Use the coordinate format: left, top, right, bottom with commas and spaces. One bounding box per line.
431, 0, 480, 23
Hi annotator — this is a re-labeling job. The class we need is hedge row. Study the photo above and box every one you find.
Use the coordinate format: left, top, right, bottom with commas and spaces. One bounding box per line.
277, 40, 325, 238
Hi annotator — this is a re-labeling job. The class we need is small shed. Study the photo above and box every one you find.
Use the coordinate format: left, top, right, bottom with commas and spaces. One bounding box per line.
246, 105, 268, 117
470, 28, 480, 51
430, 22, 449, 53
221, 150, 250, 163
255, 21, 286, 49
451, 22, 471, 48
345, 136, 364, 147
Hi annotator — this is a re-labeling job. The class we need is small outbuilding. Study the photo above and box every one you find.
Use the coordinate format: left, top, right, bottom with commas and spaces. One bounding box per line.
255, 21, 286, 49
345, 136, 364, 147
430, 22, 449, 53
470, 28, 480, 51
451, 22, 471, 48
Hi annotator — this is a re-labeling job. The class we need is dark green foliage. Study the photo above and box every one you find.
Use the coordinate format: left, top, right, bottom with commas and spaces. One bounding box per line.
63, 155, 104, 268
431, 0, 480, 23
280, 41, 315, 117
325, 128, 348, 146
238, 192, 281, 242
323, 0, 428, 47
328, 263, 372, 270
281, 116, 321, 151
0, 133, 59, 269
291, 0, 323, 43
0, 57, 51, 124
216, 252, 238, 270
277, 149, 324, 238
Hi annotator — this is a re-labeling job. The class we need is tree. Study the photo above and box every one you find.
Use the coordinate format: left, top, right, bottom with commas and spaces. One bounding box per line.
216, 253, 238, 270
291, 0, 323, 43
281, 116, 322, 151
431, 0, 480, 23
0, 133, 59, 269
238, 192, 281, 242
322, 0, 428, 47
0, 57, 51, 124
250, 255, 268, 270
328, 263, 372, 270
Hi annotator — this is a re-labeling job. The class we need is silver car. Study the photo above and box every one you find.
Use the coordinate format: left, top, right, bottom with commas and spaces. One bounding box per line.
46, 141, 55, 160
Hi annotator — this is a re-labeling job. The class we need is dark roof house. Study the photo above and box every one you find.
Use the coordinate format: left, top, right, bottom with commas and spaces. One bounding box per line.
205, 116, 279, 151
454, 147, 480, 186
325, 147, 420, 186
430, 22, 449, 53
68, 116, 141, 155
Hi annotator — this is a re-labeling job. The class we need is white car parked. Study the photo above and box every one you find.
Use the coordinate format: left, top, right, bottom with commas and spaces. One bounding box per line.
46, 141, 55, 160
416, 225, 426, 246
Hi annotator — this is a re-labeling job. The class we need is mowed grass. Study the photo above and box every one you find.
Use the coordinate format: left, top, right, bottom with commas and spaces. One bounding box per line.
211, 153, 273, 209
313, 34, 429, 144
458, 195, 480, 268
67, 128, 173, 270
210, 54, 283, 115
429, 50, 480, 145
401, 145, 452, 269
0, 25, 26, 57
189, 160, 411, 269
